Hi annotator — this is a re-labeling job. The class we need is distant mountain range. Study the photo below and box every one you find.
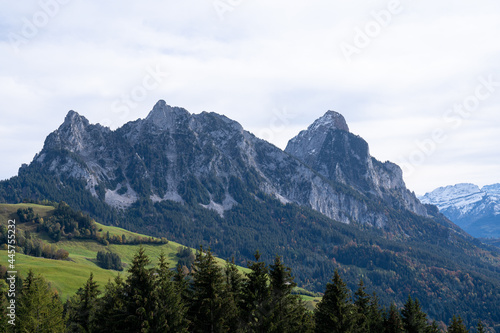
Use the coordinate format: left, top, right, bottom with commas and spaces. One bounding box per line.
420, 183, 500, 239
1, 100, 500, 329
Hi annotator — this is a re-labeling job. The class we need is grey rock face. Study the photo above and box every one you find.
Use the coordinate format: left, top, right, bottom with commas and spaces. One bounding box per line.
285, 111, 428, 218
33, 100, 429, 230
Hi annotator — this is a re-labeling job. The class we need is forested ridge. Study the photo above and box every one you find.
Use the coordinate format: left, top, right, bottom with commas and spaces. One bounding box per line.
0, 247, 490, 332
1, 174, 500, 328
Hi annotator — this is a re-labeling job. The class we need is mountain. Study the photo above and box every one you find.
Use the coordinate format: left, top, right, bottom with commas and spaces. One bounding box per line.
420, 183, 500, 238
1, 101, 500, 329
30, 102, 428, 228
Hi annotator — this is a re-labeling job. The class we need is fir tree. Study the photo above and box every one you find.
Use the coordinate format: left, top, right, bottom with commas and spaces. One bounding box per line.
66, 272, 100, 332
426, 321, 441, 333
367, 292, 384, 333
401, 296, 428, 333
448, 315, 469, 333
314, 269, 356, 333
268, 255, 313, 333
476, 320, 486, 333
241, 251, 272, 333
173, 263, 191, 303
188, 246, 232, 333
17, 270, 65, 332
353, 279, 370, 332
94, 274, 127, 333
124, 246, 156, 332
224, 258, 245, 332
385, 303, 404, 333
0, 279, 8, 333
153, 251, 189, 332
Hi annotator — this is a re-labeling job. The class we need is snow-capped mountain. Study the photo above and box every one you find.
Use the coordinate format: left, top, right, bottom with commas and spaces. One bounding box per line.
420, 183, 500, 238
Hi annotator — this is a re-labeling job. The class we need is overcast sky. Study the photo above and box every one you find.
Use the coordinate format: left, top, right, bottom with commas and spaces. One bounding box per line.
1, 0, 499, 195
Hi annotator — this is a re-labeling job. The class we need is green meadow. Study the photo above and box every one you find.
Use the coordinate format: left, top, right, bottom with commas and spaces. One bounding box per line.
0, 203, 300, 302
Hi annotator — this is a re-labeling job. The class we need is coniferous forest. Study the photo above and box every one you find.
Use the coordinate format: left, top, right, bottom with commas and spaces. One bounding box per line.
0, 247, 487, 332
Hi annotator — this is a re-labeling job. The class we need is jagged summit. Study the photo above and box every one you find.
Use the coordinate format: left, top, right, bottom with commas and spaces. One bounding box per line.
309, 110, 349, 132
285, 111, 350, 155
62, 110, 90, 128
144, 100, 190, 129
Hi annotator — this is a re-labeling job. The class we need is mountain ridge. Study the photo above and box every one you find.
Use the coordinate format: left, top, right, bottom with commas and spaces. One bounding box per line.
1, 100, 500, 329
420, 183, 500, 238
31, 100, 430, 228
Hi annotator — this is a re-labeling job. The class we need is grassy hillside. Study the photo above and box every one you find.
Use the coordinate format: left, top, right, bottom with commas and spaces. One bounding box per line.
0, 203, 269, 301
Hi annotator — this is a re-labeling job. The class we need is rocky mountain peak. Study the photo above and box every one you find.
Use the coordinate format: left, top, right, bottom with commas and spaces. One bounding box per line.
61, 110, 90, 129
310, 110, 349, 132
144, 100, 190, 130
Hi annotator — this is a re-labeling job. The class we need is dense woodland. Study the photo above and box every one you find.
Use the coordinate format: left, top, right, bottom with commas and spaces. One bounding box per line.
0, 247, 488, 332
1, 168, 500, 328
95, 250, 123, 271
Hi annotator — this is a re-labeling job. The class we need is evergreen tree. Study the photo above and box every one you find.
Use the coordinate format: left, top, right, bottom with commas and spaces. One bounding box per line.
314, 270, 356, 333
173, 263, 191, 303
17, 270, 65, 332
353, 279, 370, 332
124, 246, 156, 332
401, 296, 428, 333
448, 316, 469, 333
425, 321, 441, 333
385, 303, 404, 333
224, 258, 245, 332
188, 246, 232, 333
241, 251, 272, 332
66, 272, 100, 332
94, 275, 127, 333
367, 292, 384, 333
268, 255, 313, 333
152, 251, 189, 332
0, 279, 8, 333
476, 320, 486, 333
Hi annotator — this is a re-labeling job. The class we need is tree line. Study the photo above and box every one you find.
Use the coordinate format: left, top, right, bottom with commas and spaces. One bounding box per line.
0, 247, 489, 332
0, 226, 69, 260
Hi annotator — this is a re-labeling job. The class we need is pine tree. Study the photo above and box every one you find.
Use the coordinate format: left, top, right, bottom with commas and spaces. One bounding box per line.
188, 246, 232, 333
426, 321, 441, 333
241, 251, 272, 332
66, 272, 100, 332
17, 270, 65, 332
173, 263, 191, 303
314, 269, 356, 333
448, 315, 469, 333
152, 251, 189, 332
0, 279, 8, 333
401, 296, 428, 333
353, 279, 370, 332
224, 258, 245, 332
94, 274, 127, 333
268, 255, 313, 333
385, 303, 404, 333
124, 246, 156, 332
367, 292, 384, 333
476, 320, 486, 333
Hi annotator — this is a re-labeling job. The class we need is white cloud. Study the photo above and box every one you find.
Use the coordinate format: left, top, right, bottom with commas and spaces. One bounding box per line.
0, 0, 499, 193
